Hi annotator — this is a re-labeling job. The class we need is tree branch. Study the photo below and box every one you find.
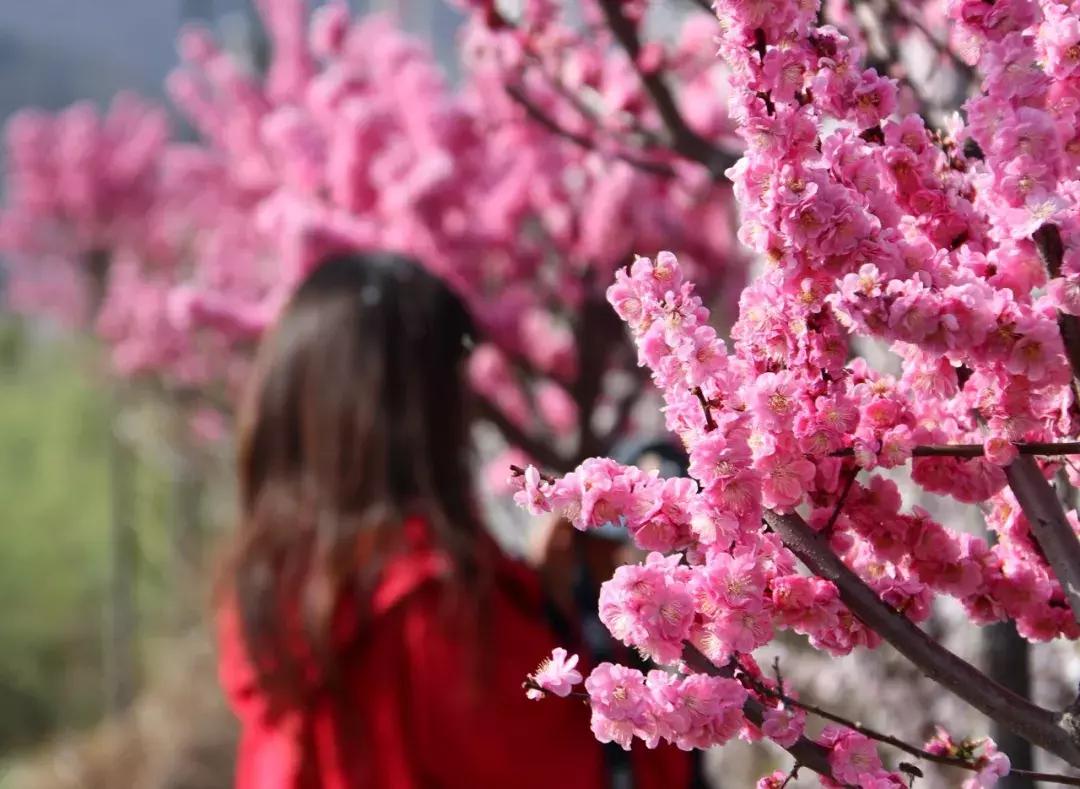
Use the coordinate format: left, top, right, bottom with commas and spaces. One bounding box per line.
595, 0, 737, 179
740, 662, 1080, 786
824, 464, 859, 533
505, 83, 678, 178
1004, 456, 1080, 625
1033, 223, 1080, 383
831, 441, 1080, 458
762, 508, 1080, 766
887, 0, 978, 85
597, 383, 644, 456
477, 395, 573, 473
525, 52, 667, 151
572, 287, 626, 460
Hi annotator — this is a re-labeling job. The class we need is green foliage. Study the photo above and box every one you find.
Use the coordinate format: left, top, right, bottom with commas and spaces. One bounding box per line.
0, 319, 172, 757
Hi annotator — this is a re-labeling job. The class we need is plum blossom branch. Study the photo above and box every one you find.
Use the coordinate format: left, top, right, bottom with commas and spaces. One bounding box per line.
824, 464, 860, 533
1003, 456, 1080, 626
831, 441, 1080, 458
504, 83, 678, 178
594, 0, 737, 178
738, 658, 1080, 786
886, 0, 977, 84
762, 508, 1080, 767
479, 397, 573, 472
1035, 223, 1080, 385
509, 464, 555, 484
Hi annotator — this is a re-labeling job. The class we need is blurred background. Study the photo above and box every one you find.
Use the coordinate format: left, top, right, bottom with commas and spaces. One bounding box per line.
0, 3, 469, 785
4, 1, 1080, 787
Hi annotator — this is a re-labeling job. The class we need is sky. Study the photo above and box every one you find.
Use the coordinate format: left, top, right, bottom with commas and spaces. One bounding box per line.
0, 0, 461, 126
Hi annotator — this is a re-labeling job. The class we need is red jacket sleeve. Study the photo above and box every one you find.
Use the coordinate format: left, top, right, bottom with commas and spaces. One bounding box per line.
216, 548, 451, 789
217, 602, 312, 789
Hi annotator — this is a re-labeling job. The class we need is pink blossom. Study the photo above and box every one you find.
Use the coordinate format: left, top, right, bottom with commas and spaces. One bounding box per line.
526, 648, 583, 700
585, 663, 657, 750
983, 436, 1020, 465
647, 671, 747, 750
599, 553, 695, 664
761, 703, 807, 748
823, 727, 884, 784
759, 447, 816, 510
963, 741, 1011, 788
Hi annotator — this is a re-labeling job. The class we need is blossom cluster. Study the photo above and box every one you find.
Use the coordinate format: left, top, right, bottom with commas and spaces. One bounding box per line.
513, 0, 1078, 780
925, 727, 1012, 789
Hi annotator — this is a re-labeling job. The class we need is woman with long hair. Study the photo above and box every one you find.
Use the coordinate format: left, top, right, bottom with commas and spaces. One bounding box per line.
216, 252, 690, 788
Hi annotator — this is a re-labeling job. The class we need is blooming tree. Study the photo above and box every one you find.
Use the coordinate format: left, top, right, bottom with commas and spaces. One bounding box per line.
162, 0, 746, 473
0, 95, 253, 413
7, 0, 1080, 780
514, 0, 1080, 784
0, 95, 168, 330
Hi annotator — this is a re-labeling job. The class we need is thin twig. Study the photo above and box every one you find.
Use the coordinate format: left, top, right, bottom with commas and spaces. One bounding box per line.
1066, 458, 1080, 478
740, 665, 1080, 786
527, 51, 666, 151
509, 464, 556, 484
693, 386, 718, 432
595, 0, 737, 179
505, 83, 678, 178
888, 0, 977, 84
779, 763, 801, 788
479, 397, 572, 472
824, 464, 860, 533
683, 647, 844, 784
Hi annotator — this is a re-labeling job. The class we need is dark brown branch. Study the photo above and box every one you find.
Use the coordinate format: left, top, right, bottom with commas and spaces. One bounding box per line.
598, 383, 645, 456
824, 464, 859, 533
525, 52, 666, 151
693, 386, 717, 432
762, 508, 1080, 766
741, 664, 1080, 786
1033, 223, 1080, 384
595, 0, 737, 179
848, 0, 936, 117
505, 83, 677, 178
779, 765, 801, 789
509, 464, 557, 486
884, 0, 978, 84
478, 396, 573, 473
831, 441, 1080, 458
86, 248, 112, 316
1004, 456, 1080, 625
572, 289, 626, 460
1036, 224, 1066, 278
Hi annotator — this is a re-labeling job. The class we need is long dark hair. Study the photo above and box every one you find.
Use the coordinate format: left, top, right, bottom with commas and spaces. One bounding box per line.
222, 251, 481, 706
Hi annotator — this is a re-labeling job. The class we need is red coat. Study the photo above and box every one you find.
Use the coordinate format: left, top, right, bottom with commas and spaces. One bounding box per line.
218, 518, 691, 789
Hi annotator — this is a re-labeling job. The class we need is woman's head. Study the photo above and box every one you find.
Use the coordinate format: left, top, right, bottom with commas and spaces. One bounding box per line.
227, 251, 479, 697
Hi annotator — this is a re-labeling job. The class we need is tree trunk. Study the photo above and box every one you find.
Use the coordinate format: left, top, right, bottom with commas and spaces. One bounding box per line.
984, 620, 1035, 788
170, 451, 204, 628
103, 402, 138, 715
